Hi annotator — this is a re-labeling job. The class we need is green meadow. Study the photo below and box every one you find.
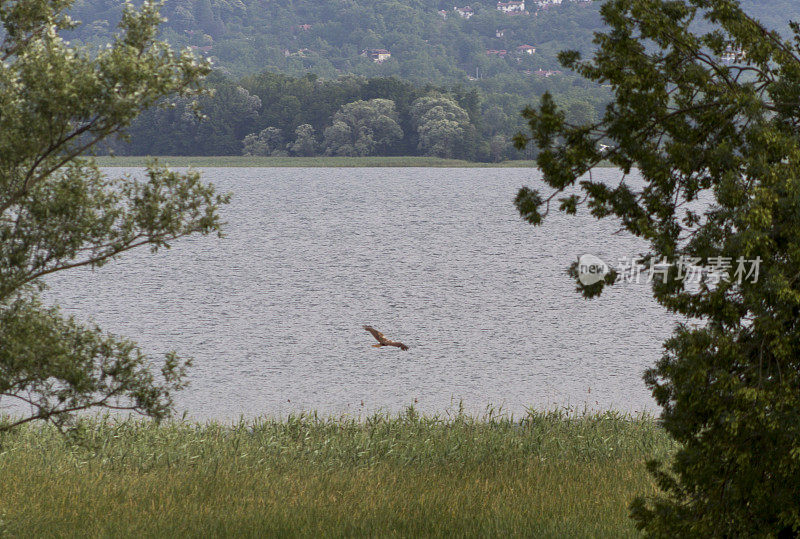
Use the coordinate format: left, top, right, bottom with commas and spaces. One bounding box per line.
0, 409, 675, 537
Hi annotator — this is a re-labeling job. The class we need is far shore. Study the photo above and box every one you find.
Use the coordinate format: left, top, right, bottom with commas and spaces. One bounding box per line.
94, 155, 617, 168
93, 155, 540, 168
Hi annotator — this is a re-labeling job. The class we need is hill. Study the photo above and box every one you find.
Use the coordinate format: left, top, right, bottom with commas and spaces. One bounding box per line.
70, 0, 603, 85
69, 0, 800, 159
68, 0, 800, 85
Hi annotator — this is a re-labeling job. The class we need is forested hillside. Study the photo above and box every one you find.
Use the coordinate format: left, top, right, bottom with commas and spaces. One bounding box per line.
75, 0, 800, 158
69, 0, 800, 84
71, 0, 603, 84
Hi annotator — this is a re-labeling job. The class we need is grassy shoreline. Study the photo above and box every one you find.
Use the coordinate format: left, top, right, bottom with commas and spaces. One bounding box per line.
0, 410, 673, 536
93, 155, 541, 168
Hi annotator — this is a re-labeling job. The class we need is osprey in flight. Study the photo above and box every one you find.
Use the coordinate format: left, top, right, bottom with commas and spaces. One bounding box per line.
363, 325, 409, 351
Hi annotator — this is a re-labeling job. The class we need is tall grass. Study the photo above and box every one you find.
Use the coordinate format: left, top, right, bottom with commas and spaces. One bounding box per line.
0, 408, 674, 537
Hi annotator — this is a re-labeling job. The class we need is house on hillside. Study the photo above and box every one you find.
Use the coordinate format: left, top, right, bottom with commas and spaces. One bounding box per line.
454, 6, 474, 19
361, 48, 392, 63
516, 44, 536, 55
497, 1, 525, 13
496, 28, 508, 37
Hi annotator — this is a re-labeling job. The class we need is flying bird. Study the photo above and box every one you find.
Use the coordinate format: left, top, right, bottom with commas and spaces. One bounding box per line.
363, 325, 409, 351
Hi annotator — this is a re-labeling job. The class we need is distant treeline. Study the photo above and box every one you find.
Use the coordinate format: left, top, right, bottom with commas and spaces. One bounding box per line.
110, 71, 607, 161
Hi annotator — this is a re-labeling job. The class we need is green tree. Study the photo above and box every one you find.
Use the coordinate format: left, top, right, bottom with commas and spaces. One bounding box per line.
288, 124, 318, 156
410, 96, 473, 158
489, 134, 509, 162
242, 127, 286, 156
0, 0, 227, 430
483, 105, 510, 137
513, 0, 800, 535
322, 120, 355, 156
119, 77, 262, 156
323, 99, 403, 156
194, 0, 224, 37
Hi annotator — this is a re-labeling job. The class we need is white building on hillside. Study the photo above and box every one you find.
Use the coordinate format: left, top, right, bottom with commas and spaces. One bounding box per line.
497, 1, 525, 13
361, 49, 392, 63
454, 6, 474, 19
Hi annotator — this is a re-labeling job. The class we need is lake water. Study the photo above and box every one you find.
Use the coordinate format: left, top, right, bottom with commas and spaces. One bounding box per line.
44, 167, 679, 420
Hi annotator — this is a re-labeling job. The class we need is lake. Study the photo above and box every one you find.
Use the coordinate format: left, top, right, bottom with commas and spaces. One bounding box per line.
45, 167, 678, 420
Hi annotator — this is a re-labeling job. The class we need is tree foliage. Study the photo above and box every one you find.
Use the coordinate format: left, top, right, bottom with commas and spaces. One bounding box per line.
514, 0, 800, 534
67, 0, 609, 84
0, 0, 227, 430
323, 99, 403, 156
411, 95, 474, 158
242, 127, 286, 156
288, 124, 318, 157
112, 71, 559, 161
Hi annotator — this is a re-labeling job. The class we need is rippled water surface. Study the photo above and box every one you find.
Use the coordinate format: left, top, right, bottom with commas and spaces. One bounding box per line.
45, 167, 679, 419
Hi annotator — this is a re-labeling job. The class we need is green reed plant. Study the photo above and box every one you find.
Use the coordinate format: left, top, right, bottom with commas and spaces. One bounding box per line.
0, 408, 675, 537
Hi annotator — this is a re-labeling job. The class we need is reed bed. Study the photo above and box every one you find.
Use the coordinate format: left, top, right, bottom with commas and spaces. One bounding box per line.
0, 408, 675, 537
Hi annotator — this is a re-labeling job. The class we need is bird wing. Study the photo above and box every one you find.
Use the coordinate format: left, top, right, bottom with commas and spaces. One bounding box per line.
363, 325, 388, 344
386, 340, 409, 351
